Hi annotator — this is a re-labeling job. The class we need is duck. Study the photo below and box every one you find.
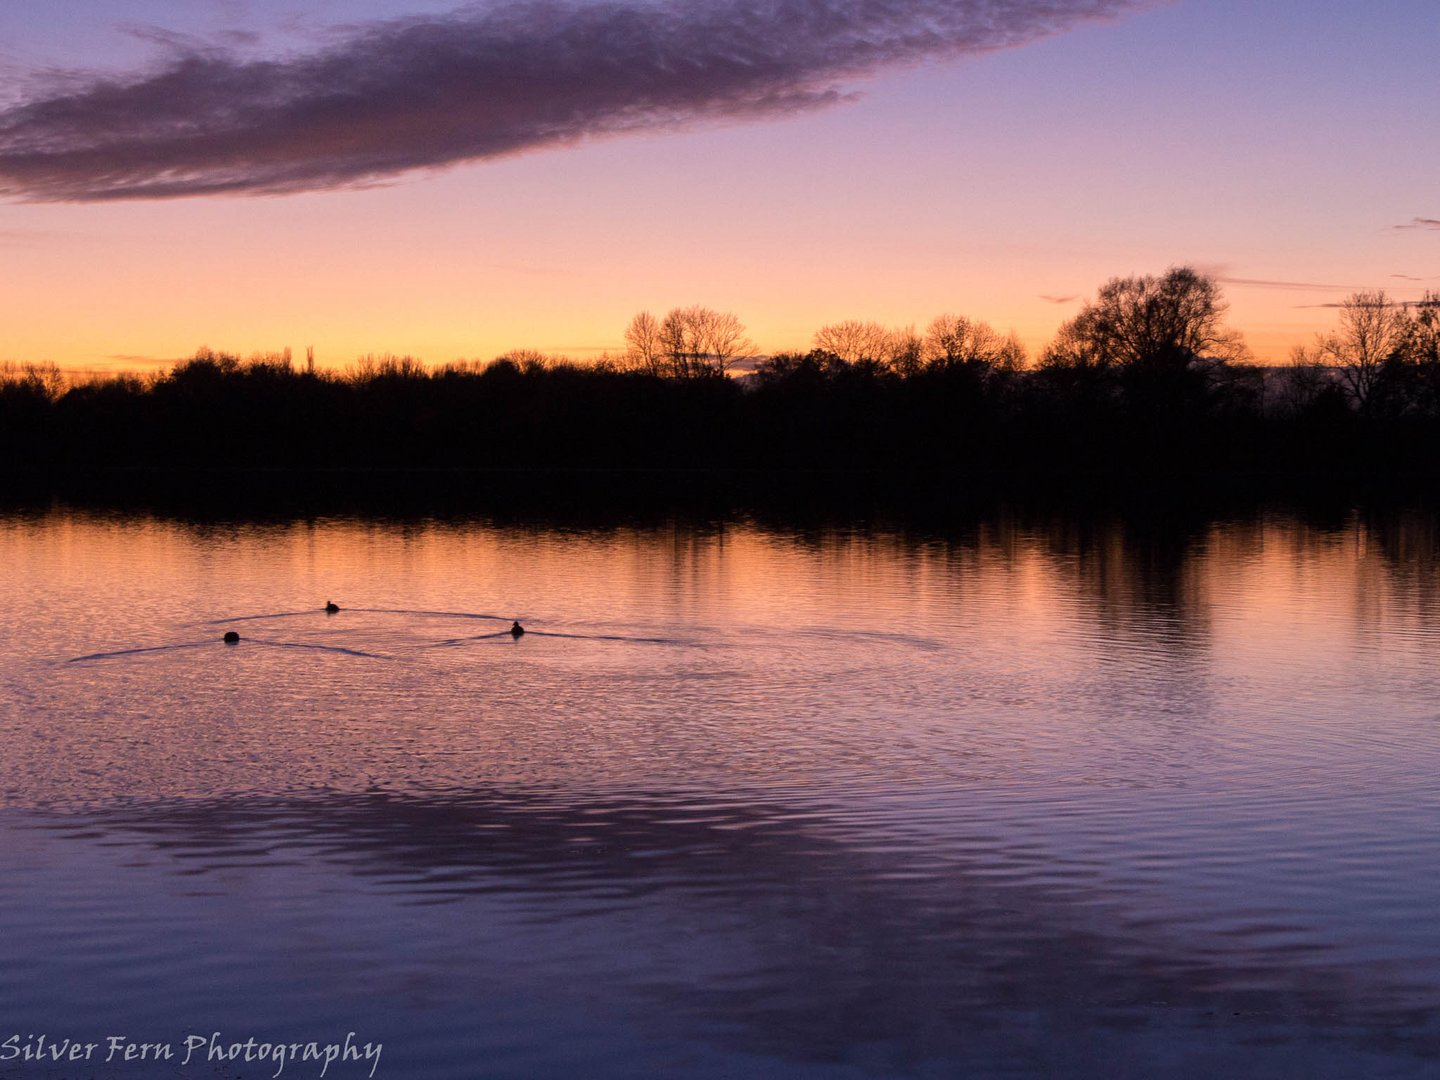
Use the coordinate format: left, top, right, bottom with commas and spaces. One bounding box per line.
510, 621, 525, 638
223, 631, 241, 644
325, 601, 340, 614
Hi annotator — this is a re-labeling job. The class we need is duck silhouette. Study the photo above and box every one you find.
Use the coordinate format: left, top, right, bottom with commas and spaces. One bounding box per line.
325, 601, 340, 614
510, 621, 525, 638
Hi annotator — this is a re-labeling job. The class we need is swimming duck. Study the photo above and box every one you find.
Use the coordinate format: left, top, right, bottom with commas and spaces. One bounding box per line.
223, 631, 240, 644
325, 601, 340, 614
510, 621, 525, 638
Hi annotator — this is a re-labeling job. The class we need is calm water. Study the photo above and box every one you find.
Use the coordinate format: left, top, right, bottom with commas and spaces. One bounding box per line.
3, 505, 1440, 1078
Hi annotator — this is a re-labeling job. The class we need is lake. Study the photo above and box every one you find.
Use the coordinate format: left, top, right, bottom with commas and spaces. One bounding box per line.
3, 500, 1440, 1078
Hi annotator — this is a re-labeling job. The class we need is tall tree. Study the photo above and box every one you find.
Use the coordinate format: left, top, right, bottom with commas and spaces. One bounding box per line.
658, 306, 754, 379
623, 307, 754, 378
1317, 290, 1408, 410
623, 311, 664, 376
1403, 292, 1440, 366
1041, 267, 1246, 373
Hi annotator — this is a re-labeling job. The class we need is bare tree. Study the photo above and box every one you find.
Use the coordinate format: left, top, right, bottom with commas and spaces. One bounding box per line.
623, 311, 664, 376
996, 332, 1026, 373
650, 306, 755, 379
1403, 291, 1440, 366
1041, 267, 1247, 373
889, 328, 924, 375
813, 320, 922, 372
0, 361, 65, 401
1400, 292, 1440, 416
494, 348, 555, 373
347, 353, 427, 382
692, 307, 754, 377
1039, 317, 1106, 371
1317, 290, 1408, 410
661, 308, 703, 379
813, 320, 892, 366
923, 314, 1024, 372
1272, 343, 1331, 416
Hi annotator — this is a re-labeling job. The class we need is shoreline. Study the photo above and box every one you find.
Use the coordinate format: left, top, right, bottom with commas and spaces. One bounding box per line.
3, 463, 1435, 525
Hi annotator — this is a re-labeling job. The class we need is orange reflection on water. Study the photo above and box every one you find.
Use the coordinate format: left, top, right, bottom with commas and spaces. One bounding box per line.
3, 505, 1440, 812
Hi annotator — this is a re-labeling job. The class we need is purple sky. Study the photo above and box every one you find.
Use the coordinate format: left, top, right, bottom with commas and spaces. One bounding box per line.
0, 0, 1435, 369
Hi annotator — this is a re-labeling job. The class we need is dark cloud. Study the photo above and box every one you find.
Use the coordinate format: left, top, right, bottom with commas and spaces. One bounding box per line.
1394, 218, 1440, 231
0, 0, 1151, 202
1039, 294, 1078, 304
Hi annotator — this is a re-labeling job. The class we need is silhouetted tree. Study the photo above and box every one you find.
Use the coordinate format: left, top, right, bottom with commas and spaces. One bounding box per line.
494, 348, 560, 374
1317, 290, 1408, 411
1041, 267, 1246, 374
0, 361, 64, 401
811, 320, 923, 373
755, 350, 846, 385
1277, 344, 1331, 416
813, 320, 892, 367
1400, 293, 1440, 418
347, 353, 427, 383
623, 311, 664, 376
18, 273, 1440, 481
922, 315, 1024, 373
625, 306, 754, 379
1402, 292, 1440, 366
889, 329, 924, 376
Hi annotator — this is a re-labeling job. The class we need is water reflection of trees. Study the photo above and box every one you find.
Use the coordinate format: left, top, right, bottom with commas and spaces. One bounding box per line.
1028, 511, 1214, 652
12, 492, 1440, 664
1351, 507, 1440, 643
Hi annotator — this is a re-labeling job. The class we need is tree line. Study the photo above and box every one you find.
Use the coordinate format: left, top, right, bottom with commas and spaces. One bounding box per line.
4, 268, 1439, 477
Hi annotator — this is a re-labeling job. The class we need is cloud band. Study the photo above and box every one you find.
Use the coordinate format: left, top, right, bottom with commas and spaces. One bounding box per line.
0, 0, 1148, 201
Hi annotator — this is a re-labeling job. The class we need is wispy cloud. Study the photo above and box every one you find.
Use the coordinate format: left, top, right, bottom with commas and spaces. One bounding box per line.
0, 0, 1153, 202
1039, 294, 1078, 304
0, 226, 57, 245
1294, 299, 1422, 310
105, 353, 181, 364
1216, 276, 1358, 291
1394, 218, 1440, 231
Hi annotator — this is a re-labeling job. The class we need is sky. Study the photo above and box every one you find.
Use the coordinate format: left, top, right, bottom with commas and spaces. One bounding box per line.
0, 0, 1435, 372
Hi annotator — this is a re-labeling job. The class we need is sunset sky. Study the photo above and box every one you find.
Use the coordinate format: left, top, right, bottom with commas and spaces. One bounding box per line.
0, 0, 1435, 372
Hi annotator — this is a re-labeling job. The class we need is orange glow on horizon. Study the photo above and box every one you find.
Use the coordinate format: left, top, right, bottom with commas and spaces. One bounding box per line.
3, 3, 1432, 377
